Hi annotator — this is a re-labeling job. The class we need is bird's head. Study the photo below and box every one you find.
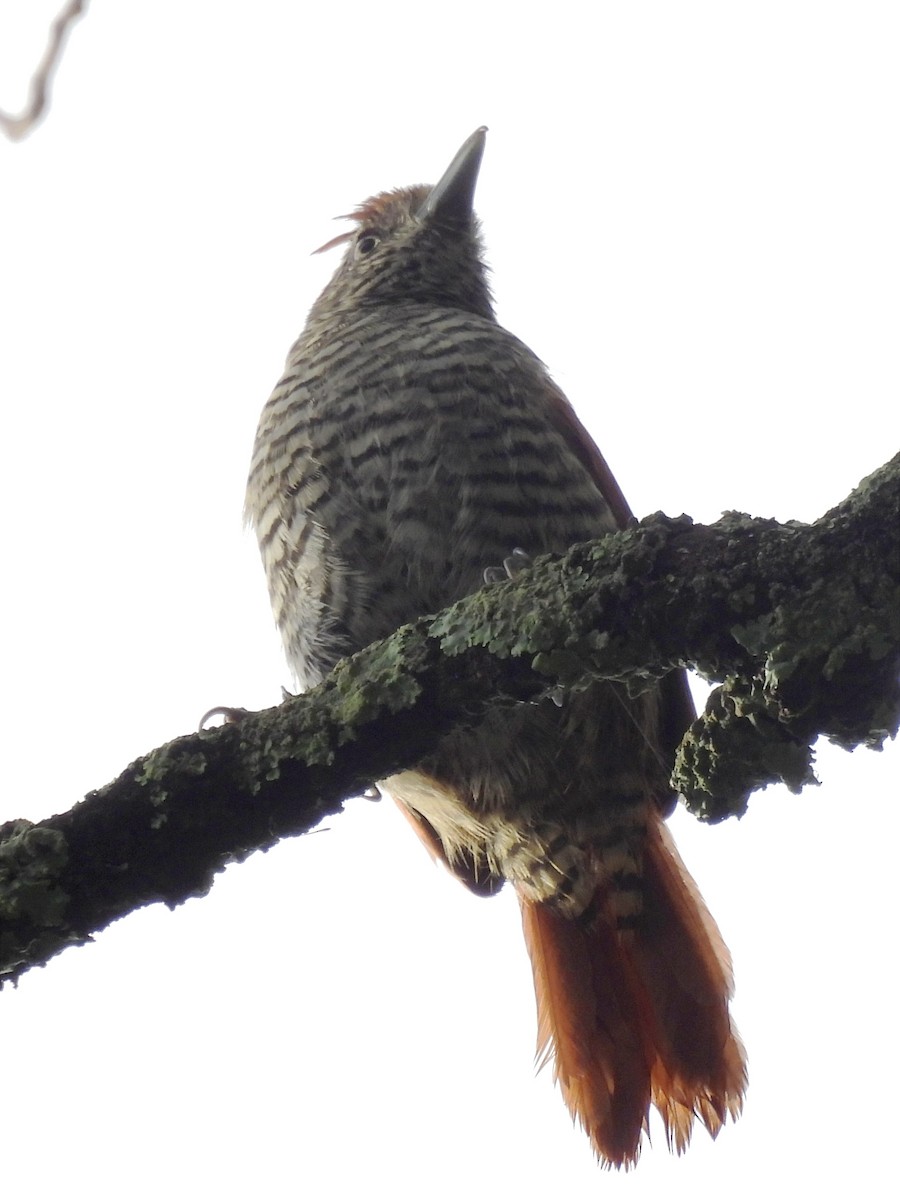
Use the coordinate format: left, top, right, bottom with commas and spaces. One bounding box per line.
307, 128, 494, 321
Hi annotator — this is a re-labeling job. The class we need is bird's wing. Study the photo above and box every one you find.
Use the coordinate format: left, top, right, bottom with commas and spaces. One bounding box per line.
546, 380, 698, 782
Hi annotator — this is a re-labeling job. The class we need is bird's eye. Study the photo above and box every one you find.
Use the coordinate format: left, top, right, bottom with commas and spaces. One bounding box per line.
356, 232, 380, 257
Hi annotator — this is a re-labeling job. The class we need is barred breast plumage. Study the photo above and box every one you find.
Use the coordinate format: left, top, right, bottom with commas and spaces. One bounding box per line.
247, 303, 616, 689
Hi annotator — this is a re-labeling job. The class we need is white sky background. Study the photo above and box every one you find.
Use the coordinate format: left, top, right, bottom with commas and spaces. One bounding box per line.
1, 2, 898, 1196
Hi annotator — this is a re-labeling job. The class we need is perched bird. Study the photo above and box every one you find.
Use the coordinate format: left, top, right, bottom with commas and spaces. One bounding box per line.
245, 128, 746, 1167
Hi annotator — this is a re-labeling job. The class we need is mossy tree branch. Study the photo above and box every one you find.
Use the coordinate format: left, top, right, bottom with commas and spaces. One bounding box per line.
2, 453, 898, 986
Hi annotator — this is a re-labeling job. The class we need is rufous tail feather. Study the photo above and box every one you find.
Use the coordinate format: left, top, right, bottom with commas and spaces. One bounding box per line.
520, 810, 746, 1168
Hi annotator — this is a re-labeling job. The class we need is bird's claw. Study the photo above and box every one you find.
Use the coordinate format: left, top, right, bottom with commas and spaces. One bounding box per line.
482, 547, 562, 707
199, 705, 250, 731
483, 546, 532, 585
201, 683, 299, 731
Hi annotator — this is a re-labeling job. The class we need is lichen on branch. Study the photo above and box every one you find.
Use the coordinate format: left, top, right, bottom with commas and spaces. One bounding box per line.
1, 454, 898, 985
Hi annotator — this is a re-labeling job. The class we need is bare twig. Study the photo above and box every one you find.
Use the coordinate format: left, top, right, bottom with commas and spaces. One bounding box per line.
0, 0, 87, 141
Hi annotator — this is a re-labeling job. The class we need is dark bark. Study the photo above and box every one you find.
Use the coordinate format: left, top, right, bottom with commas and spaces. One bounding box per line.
2, 453, 897, 986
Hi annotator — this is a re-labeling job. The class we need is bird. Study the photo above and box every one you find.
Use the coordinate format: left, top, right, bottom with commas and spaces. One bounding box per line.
245, 127, 746, 1168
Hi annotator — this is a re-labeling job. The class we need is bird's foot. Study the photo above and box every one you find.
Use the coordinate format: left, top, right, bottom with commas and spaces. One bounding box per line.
482, 546, 532, 585
198, 705, 250, 730
482, 548, 563, 707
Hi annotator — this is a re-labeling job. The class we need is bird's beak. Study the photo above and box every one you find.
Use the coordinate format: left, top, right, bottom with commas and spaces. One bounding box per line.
417, 127, 487, 223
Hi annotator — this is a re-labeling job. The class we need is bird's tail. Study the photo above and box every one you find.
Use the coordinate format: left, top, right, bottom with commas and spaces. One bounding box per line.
520, 811, 746, 1168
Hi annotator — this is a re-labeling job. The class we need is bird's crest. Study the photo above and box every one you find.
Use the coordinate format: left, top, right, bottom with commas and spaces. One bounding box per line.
313, 188, 429, 255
